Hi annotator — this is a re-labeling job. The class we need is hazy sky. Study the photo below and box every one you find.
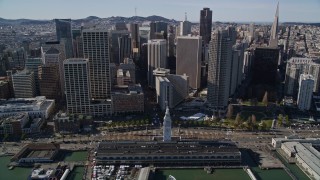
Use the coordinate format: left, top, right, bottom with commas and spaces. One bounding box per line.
0, 0, 319, 22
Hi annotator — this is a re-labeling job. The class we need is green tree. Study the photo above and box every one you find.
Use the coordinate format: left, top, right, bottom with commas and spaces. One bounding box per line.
262, 91, 268, 106
259, 121, 267, 131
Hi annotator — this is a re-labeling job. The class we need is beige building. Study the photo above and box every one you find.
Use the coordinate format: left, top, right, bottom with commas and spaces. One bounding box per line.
176, 36, 202, 89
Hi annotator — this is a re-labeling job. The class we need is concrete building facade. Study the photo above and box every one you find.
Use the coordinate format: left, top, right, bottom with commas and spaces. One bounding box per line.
297, 74, 314, 111
64, 58, 91, 115
285, 57, 320, 96
82, 30, 111, 99
147, 39, 167, 87
207, 29, 232, 115
12, 69, 36, 98
176, 36, 202, 89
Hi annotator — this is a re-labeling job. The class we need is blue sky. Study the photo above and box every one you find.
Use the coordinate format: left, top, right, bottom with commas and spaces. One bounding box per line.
0, 0, 319, 22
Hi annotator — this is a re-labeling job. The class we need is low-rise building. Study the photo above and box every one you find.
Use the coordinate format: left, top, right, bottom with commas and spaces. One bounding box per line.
280, 140, 320, 180
95, 140, 241, 166
0, 112, 29, 136
11, 143, 60, 164
0, 96, 55, 119
111, 84, 144, 114
0, 113, 44, 136
53, 111, 93, 133
154, 68, 189, 111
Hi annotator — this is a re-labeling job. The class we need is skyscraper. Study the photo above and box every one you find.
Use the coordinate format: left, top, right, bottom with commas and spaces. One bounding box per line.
252, 47, 279, 85
207, 29, 232, 115
176, 36, 202, 89
41, 44, 65, 96
149, 22, 156, 40
38, 65, 61, 101
285, 57, 320, 96
180, 21, 191, 36
147, 39, 167, 87
25, 56, 43, 96
110, 30, 130, 64
55, 19, 73, 58
269, 3, 279, 48
200, 8, 212, 44
129, 23, 140, 54
64, 58, 91, 114
297, 74, 314, 111
118, 34, 132, 63
12, 69, 36, 98
82, 30, 111, 99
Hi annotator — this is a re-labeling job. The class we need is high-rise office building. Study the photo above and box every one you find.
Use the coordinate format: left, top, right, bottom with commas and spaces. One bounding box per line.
118, 34, 132, 63
25, 56, 43, 96
230, 50, 240, 96
269, 3, 279, 48
200, 8, 212, 44
155, 22, 168, 35
64, 58, 91, 114
285, 57, 320, 96
110, 30, 130, 64
82, 30, 111, 99
207, 29, 232, 115
147, 39, 167, 87
176, 36, 202, 89
149, 22, 156, 40
180, 21, 191, 36
297, 74, 314, 111
129, 24, 140, 54
42, 45, 65, 96
229, 41, 248, 96
167, 33, 175, 58
72, 29, 83, 58
55, 19, 73, 58
12, 69, 36, 98
38, 65, 61, 101
243, 49, 254, 79
252, 47, 279, 85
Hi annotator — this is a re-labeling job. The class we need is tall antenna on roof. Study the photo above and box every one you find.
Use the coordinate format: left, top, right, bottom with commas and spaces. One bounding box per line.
185, 12, 187, 21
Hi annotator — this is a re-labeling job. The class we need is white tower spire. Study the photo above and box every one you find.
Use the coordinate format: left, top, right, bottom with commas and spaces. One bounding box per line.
163, 101, 172, 142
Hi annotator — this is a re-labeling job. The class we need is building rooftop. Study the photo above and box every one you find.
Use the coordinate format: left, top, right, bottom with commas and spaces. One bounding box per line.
96, 140, 239, 156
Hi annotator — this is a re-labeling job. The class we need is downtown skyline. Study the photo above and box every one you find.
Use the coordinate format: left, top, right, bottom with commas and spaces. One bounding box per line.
0, 0, 319, 22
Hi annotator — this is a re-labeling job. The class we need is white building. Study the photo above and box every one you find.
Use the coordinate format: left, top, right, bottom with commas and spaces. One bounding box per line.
163, 105, 172, 142
0, 96, 55, 119
147, 39, 167, 87
154, 68, 189, 111
297, 74, 314, 111
285, 57, 320, 95
275, 138, 320, 180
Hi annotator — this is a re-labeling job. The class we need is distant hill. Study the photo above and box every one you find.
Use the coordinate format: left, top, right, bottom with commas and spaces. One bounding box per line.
0, 15, 178, 26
